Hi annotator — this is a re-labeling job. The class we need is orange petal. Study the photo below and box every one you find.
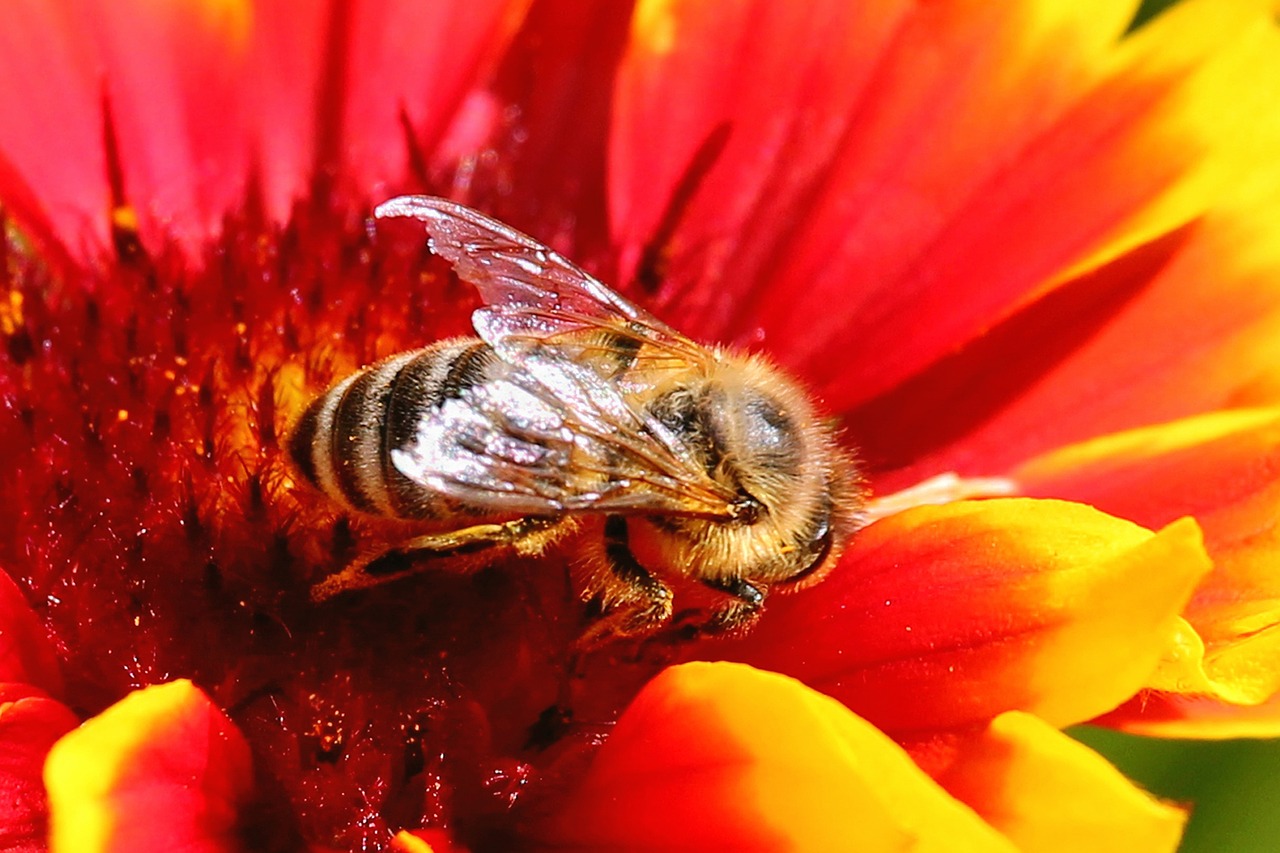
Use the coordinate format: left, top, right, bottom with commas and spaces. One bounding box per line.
0, 685, 79, 853
612, 0, 1280, 418
806, 0, 1280, 410
938, 711, 1186, 852
1046, 0, 1280, 283
611, 0, 1138, 353
855, 179, 1280, 486
0, 570, 62, 697
45, 679, 253, 853
713, 499, 1211, 740
388, 831, 432, 853
1096, 691, 1280, 739
859, 3, 1280, 489
1018, 408, 1280, 732
534, 661, 1016, 852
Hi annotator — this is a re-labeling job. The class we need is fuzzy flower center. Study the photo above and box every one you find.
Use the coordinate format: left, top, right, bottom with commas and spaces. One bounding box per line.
2, 205, 675, 850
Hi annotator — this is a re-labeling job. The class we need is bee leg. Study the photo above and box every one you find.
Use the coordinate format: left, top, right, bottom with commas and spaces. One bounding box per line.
699, 576, 766, 635
397, 515, 566, 557
311, 516, 566, 601
574, 516, 673, 649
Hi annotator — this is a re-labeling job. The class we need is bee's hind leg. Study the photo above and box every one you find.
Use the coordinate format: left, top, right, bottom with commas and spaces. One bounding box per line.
573, 516, 673, 650
311, 515, 567, 602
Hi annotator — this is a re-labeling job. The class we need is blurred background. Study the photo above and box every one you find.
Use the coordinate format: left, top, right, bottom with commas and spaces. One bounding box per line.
1075, 726, 1280, 851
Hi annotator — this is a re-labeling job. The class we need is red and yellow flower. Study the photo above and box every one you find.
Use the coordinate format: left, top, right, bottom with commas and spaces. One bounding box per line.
1, 0, 1279, 850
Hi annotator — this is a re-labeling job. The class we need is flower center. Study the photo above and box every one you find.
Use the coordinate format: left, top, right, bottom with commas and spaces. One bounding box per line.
2, 206, 675, 850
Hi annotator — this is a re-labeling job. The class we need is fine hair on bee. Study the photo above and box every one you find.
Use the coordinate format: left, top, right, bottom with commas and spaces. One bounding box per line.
285, 196, 865, 646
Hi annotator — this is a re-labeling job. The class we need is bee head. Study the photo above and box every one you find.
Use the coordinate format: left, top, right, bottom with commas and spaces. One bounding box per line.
646, 359, 859, 589
701, 362, 859, 588
702, 380, 805, 521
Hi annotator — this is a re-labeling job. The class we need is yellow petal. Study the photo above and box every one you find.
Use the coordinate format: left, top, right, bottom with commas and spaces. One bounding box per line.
1051, 0, 1280, 284
44, 679, 253, 853
939, 712, 1186, 853
1019, 409, 1280, 731
535, 662, 1016, 852
389, 831, 437, 853
721, 499, 1213, 736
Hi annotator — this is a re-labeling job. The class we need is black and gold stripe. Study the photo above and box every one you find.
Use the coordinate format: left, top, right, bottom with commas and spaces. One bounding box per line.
286, 338, 499, 520
381, 341, 495, 518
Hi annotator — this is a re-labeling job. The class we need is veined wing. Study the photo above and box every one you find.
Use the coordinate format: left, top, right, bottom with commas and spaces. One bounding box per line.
389, 353, 741, 519
374, 195, 715, 388
377, 195, 739, 520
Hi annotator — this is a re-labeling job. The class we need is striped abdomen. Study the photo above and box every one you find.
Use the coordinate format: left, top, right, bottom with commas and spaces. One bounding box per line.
286, 338, 496, 519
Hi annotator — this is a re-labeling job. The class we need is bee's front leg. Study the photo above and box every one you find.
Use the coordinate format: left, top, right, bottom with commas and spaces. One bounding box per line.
574, 516, 673, 649
699, 576, 766, 635
311, 515, 567, 601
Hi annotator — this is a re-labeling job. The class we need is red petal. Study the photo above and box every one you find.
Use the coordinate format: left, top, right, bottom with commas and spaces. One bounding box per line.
610, 0, 918, 302
44, 680, 254, 853
708, 499, 1211, 743
478, 1, 635, 254
0, 1, 528, 261
336, 0, 529, 200
239, 0, 528, 220
611, 0, 1137, 350
0, 571, 62, 697
71, 0, 261, 257
0, 686, 79, 853
0, 1, 111, 260
0, 0, 265, 260
235, 0, 328, 223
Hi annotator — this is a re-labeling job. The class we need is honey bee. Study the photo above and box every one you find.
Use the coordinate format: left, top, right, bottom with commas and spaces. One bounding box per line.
286, 196, 864, 643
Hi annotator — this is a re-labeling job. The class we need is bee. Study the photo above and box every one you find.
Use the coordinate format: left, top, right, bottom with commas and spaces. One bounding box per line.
285, 196, 865, 644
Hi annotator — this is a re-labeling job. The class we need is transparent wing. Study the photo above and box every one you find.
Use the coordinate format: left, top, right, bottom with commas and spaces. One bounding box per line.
374, 195, 714, 383
376, 195, 739, 520
389, 355, 740, 518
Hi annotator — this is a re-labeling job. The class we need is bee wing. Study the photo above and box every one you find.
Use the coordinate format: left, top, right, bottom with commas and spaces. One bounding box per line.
374, 195, 714, 382
375, 196, 740, 519
389, 354, 740, 518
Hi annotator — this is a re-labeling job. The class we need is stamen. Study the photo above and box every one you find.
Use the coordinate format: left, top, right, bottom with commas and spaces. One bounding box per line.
863, 473, 1019, 523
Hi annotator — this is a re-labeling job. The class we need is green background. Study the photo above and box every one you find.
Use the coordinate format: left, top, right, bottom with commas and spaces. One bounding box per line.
1074, 728, 1280, 851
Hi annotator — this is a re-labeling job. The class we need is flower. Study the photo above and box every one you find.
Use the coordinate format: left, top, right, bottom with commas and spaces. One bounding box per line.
1, 0, 1279, 851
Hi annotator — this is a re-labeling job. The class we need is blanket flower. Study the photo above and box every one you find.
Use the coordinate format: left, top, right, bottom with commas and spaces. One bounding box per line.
1, 1, 1278, 850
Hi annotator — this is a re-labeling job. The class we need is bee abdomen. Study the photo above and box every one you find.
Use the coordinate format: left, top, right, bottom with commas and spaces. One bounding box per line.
286, 339, 497, 519
286, 352, 415, 516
